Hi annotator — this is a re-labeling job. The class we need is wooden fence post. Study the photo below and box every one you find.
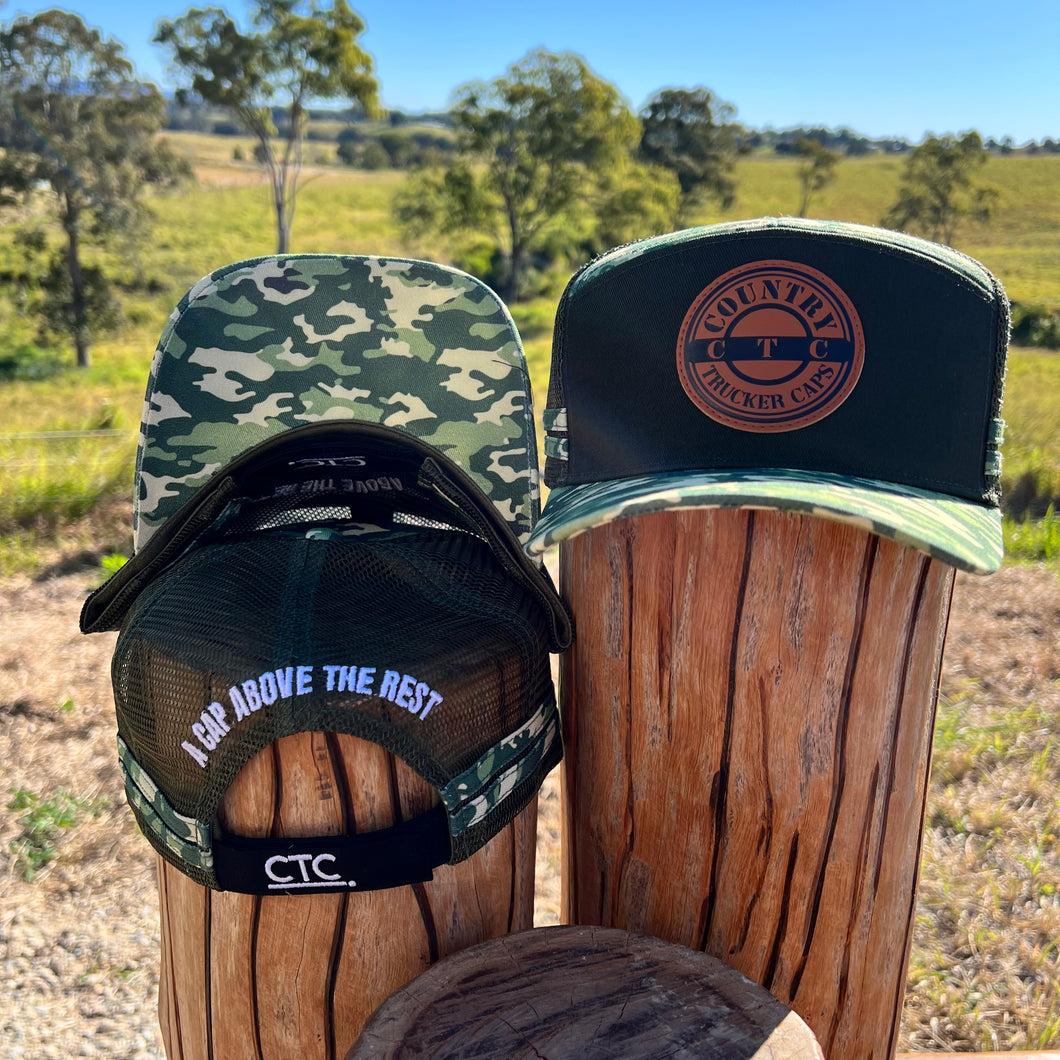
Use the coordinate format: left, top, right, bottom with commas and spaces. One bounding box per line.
156, 732, 537, 1060
559, 507, 955, 1060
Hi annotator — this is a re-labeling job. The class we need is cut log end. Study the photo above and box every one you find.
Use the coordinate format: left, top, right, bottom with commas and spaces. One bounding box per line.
348, 925, 825, 1060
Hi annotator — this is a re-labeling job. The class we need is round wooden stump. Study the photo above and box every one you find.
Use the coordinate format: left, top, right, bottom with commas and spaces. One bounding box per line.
347, 925, 825, 1059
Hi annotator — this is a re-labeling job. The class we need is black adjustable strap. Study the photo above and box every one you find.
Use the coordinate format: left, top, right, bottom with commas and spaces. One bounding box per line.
211, 803, 451, 895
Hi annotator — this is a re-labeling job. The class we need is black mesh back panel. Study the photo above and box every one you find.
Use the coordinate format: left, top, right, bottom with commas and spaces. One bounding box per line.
112, 527, 554, 830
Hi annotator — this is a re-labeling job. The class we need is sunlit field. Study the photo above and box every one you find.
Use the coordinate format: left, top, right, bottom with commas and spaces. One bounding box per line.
1, 135, 1056, 567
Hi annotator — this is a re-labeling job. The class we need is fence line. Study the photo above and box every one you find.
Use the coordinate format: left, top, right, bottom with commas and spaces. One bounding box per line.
0, 430, 136, 506
0, 429, 132, 441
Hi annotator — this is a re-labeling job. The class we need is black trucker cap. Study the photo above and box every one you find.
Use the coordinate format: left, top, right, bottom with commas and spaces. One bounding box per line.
81, 255, 571, 894
530, 218, 1010, 573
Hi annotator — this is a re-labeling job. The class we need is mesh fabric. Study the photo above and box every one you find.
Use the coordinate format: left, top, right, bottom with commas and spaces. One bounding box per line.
112, 527, 555, 831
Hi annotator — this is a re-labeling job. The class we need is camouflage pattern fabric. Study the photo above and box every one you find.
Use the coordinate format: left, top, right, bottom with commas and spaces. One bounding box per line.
440, 693, 559, 837
528, 468, 1004, 573
135, 256, 540, 550
118, 736, 215, 876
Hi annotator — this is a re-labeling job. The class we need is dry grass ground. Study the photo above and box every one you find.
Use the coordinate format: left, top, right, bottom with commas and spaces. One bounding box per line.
0, 508, 1057, 1055
904, 566, 1060, 1051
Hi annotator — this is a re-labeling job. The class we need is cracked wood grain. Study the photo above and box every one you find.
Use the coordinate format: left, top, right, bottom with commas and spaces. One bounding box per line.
559, 509, 954, 1060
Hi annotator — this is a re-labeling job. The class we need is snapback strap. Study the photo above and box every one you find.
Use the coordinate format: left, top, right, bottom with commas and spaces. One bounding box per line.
119, 735, 216, 875
211, 804, 450, 894
118, 696, 560, 893
119, 736, 451, 893
543, 406, 569, 464
440, 692, 559, 836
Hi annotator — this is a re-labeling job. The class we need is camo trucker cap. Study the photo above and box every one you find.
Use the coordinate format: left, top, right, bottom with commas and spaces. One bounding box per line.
80, 256, 572, 893
530, 218, 1010, 573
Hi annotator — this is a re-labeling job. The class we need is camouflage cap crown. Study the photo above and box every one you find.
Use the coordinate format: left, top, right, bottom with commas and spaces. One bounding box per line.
136, 255, 540, 550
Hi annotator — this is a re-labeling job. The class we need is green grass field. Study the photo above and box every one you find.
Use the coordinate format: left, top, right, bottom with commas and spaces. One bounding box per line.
0, 135, 1058, 568
703, 153, 1060, 308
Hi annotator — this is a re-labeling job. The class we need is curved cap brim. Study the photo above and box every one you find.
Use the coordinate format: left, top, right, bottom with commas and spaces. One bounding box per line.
527, 468, 1002, 574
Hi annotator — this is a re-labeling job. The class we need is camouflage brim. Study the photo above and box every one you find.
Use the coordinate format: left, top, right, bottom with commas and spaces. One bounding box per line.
527, 468, 1003, 574
134, 255, 540, 551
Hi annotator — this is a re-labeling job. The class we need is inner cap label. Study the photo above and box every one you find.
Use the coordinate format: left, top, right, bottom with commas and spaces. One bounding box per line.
676, 260, 864, 432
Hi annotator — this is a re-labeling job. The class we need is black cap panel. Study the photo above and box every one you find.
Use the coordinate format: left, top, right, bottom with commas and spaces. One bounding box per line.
547, 222, 1006, 505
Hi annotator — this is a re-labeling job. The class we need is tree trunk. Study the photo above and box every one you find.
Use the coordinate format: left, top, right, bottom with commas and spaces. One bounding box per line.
274, 174, 290, 255
261, 142, 291, 255
506, 244, 523, 304
64, 211, 90, 369
505, 200, 523, 304
559, 508, 955, 1060
280, 110, 303, 256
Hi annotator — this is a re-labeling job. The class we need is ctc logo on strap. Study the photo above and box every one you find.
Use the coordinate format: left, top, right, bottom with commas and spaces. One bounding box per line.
264, 852, 355, 890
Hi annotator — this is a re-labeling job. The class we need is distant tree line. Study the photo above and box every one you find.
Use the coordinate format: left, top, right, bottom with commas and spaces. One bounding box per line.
335, 125, 456, 169
751, 127, 903, 155
165, 97, 1060, 162
1020, 138, 1060, 154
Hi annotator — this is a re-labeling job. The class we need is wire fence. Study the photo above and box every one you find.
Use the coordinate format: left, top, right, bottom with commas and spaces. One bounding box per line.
0, 430, 129, 440
0, 429, 137, 521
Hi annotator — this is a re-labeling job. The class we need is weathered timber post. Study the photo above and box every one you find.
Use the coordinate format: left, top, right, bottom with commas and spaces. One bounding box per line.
558, 509, 954, 1058
528, 219, 1010, 1059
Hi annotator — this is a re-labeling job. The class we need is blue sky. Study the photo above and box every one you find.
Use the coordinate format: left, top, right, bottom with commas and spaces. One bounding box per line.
6, 0, 1058, 143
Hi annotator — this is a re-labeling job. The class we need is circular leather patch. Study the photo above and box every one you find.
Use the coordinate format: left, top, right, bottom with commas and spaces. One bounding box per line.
676, 260, 864, 432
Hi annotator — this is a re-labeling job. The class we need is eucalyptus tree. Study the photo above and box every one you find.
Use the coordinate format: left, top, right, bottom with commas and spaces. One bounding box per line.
638, 87, 743, 222
155, 0, 378, 254
794, 137, 840, 217
0, 9, 187, 367
882, 132, 996, 246
394, 49, 640, 303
